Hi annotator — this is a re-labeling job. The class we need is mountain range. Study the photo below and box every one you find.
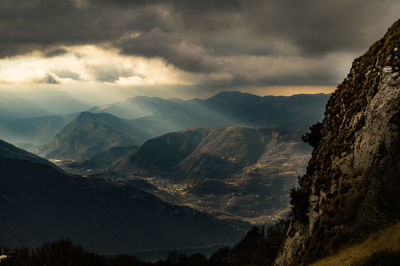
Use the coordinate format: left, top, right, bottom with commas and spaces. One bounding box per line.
0, 91, 329, 162
92, 91, 330, 134
33, 92, 328, 161
0, 138, 244, 253
109, 126, 310, 224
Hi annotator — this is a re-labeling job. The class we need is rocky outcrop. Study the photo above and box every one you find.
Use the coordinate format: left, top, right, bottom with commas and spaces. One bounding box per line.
276, 19, 400, 265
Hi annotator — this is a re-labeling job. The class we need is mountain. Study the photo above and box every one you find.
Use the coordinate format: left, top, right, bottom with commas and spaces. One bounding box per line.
114, 127, 212, 179
113, 127, 306, 181
0, 114, 76, 148
2, 92, 328, 160
0, 139, 60, 171
67, 145, 138, 174
113, 126, 311, 224
89, 96, 182, 119
0, 139, 244, 253
187, 92, 329, 130
276, 19, 400, 265
41, 112, 148, 160
115, 126, 305, 181
95, 92, 330, 134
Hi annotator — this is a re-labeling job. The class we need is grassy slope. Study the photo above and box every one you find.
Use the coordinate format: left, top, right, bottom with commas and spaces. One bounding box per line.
312, 221, 400, 266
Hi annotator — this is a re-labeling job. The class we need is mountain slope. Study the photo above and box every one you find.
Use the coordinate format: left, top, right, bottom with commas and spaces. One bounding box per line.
114, 126, 305, 181
114, 127, 212, 179
67, 145, 138, 173
41, 112, 147, 160
0, 114, 76, 147
0, 139, 60, 170
0, 139, 243, 253
311, 221, 400, 266
113, 126, 310, 224
276, 19, 400, 265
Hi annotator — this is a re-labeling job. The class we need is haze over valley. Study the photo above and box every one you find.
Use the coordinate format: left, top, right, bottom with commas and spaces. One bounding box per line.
0, 1, 399, 265
0, 91, 327, 226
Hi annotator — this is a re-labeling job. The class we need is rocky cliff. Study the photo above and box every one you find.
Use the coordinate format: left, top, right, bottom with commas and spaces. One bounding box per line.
276, 19, 400, 265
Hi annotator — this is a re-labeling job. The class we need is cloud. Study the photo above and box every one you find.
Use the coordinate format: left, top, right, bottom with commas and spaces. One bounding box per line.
0, 0, 399, 88
1, 0, 398, 57
0, 45, 198, 87
117, 28, 220, 73
0, 66, 60, 85
237, 0, 398, 56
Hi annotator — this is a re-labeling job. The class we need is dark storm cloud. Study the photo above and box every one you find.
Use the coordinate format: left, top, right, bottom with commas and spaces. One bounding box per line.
0, 0, 159, 56
0, 0, 399, 85
237, 0, 389, 56
151, 0, 399, 55
118, 28, 220, 72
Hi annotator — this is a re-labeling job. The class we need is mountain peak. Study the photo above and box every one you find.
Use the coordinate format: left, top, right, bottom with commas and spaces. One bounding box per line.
77, 111, 116, 119
76, 110, 92, 119
41, 111, 144, 160
209, 91, 258, 100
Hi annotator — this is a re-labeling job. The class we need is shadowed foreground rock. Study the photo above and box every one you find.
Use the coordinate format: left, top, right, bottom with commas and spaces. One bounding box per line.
276, 19, 400, 265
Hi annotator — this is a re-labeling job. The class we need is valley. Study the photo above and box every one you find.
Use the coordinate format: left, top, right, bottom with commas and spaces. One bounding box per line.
0, 79, 352, 262
57, 126, 311, 225
0, 91, 326, 228
0, 139, 245, 253
0, 1, 399, 265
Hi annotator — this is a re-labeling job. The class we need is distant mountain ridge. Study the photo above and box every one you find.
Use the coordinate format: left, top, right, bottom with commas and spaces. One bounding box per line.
0, 113, 77, 149
38, 92, 328, 161
41, 112, 148, 160
92, 92, 330, 134
0, 138, 244, 253
89, 96, 182, 119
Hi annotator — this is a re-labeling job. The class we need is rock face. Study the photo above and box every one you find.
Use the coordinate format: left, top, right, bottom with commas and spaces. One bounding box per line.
276, 20, 400, 265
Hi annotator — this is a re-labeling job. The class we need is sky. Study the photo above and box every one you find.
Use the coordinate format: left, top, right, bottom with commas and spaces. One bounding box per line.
0, 0, 399, 105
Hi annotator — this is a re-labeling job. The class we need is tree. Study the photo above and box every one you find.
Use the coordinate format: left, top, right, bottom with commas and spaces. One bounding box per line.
302, 122, 323, 149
